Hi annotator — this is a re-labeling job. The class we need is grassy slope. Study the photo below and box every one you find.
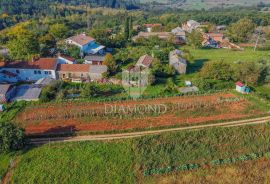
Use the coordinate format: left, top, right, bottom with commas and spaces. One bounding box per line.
0, 154, 13, 181
10, 141, 134, 184
8, 123, 270, 183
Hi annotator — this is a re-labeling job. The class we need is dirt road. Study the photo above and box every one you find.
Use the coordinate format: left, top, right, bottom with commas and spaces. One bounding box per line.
30, 116, 270, 145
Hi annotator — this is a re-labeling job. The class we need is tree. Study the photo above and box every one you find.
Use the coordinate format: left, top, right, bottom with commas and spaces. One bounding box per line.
39, 33, 56, 56
124, 16, 131, 40
7, 33, 39, 60
187, 30, 203, 49
66, 45, 81, 59
0, 123, 26, 153
49, 23, 68, 40
103, 53, 117, 75
234, 61, 262, 85
226, 18, 256, 43
161, 78, 178, 95
200, 60, 234, 81
151, 59, 175, 77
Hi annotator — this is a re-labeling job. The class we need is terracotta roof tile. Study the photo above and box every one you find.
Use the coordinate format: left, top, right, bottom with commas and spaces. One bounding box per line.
67, 34, 95, 46
57, 64, 90, 72
1, 58, 58, 70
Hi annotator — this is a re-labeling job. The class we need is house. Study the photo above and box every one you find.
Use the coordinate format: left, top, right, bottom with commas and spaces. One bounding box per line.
57, 64, 91, 83
89, 65, 108, 81
57, 64, 107, 83
65, 33, 105, 55
84, 55, 105, 65
235, 82, 251, 94
171, 27, 186, 44
144, 24, 162, 32
182, 20, 200, 33
0, 57, 58, 83
57, 55, 76, 64
0, 84, 15, 103
169, 50, 187, 74
136, 55, 154, 68
206, 33, 225, 42
133, 32, 172, 41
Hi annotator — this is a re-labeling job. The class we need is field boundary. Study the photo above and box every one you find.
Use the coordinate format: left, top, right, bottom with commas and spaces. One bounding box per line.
29, 116, 270, 145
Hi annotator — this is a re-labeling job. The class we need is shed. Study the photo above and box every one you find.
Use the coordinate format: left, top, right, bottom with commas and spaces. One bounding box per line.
235, 82, 251, 94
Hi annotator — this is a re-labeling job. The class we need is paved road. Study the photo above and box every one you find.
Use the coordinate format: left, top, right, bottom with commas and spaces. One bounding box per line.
30, 116, 270, 145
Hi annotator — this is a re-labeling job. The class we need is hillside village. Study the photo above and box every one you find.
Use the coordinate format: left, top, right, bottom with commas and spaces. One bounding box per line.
0, 18, 258, 102
2, 3, 270, 184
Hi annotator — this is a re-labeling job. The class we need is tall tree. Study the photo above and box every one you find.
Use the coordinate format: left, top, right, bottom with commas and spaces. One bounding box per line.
187, 30, 203, 49
226, 18, 256, 43
7, 32, 39, 60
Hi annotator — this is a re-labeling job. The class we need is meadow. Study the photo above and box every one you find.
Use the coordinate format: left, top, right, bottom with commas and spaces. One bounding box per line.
3, 123, 270, 183
183, 47, 270, 73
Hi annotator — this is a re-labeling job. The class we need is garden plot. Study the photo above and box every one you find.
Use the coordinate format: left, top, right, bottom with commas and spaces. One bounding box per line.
15, 93, 264, 136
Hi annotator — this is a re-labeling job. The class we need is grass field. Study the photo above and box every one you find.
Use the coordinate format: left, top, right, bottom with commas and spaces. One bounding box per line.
4, 123, 270, 183
182, 47, 270, 73
10, 141, 134, 184
139, 0, 270, 9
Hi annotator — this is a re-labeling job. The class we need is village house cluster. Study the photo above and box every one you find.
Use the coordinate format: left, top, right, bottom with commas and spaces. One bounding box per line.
0, 19, 249, 103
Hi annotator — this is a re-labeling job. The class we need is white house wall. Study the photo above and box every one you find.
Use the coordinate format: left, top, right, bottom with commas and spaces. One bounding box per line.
0, 68, 57, 82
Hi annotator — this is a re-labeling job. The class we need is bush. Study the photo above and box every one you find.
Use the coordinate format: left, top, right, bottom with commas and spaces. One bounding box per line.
0, 123, 26, 153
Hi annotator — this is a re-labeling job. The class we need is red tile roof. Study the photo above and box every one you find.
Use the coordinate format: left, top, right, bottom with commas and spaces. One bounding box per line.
136, 55, 154, 68
59, 55, 76, 62
57, 64, 90, 72
67, 34, 95, 46
0, 58, 58, 70
236, 81, 244, 87
144, 24, 162, 28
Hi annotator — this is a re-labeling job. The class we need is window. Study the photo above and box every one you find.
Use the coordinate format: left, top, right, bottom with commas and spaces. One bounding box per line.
34, 71, 37, 74
48, 71, 52, 75
38, 71, 41, 74
81, 73, 84, 77
16, 70, 20, 74
44, 71, 48, 75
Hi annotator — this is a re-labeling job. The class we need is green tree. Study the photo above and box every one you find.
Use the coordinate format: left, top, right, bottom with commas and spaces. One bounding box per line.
66, 45, 81, 59
49, 23, 68, 40
226, 18, 256, 43
103, 53, 117, 75
7, 33, 39, 60
124, 16, 131, 40
187, 30, 203, 49
234, 61, 262, 85
200, 60, 234, 81
39, 33, 56, 56
0, 123, 26, 153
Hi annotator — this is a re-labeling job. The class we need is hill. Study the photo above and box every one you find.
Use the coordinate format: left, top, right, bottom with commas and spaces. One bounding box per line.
138, 0, 270, 9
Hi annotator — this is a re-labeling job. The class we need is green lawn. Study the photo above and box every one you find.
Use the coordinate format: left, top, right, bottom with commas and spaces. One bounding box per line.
183, 47, 270, 73
7, 123, 270, 183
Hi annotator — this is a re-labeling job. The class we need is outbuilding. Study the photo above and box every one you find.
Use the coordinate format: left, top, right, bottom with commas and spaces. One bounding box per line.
235, 82, 251, 94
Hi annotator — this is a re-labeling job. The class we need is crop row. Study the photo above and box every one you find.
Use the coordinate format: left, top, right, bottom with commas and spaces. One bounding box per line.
143, 150, 270, 176
19, 97, 244, 121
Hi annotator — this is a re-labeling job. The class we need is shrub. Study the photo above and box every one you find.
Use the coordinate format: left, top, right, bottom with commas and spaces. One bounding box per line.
0, 123, 26, 153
